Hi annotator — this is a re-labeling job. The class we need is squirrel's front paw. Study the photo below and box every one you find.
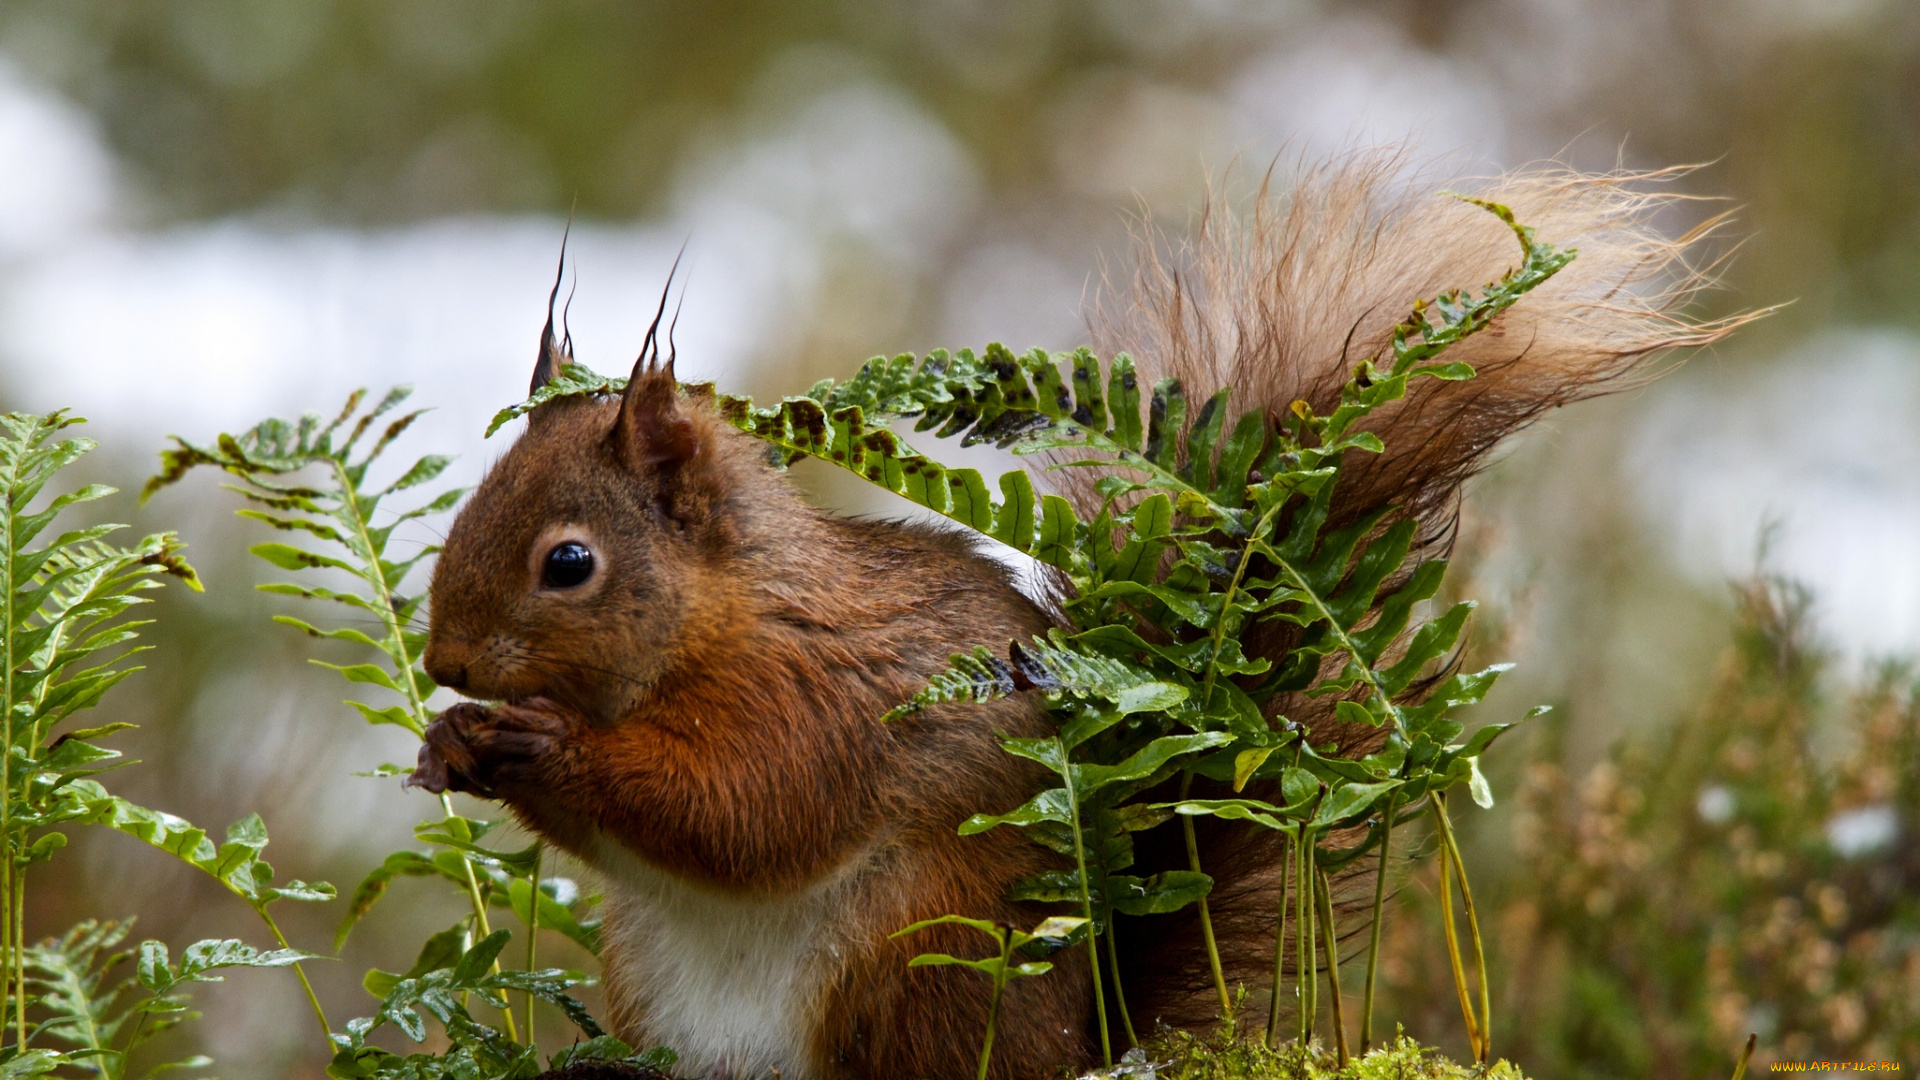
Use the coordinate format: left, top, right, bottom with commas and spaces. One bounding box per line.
409, 699, 580, 798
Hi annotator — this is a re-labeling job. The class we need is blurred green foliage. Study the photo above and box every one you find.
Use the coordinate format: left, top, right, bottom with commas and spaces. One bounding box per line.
3, 0, 1916, 333
0, 0, 1254, 223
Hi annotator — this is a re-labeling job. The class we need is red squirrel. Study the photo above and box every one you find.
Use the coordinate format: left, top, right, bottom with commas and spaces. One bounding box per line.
410, 154, 1746, 1080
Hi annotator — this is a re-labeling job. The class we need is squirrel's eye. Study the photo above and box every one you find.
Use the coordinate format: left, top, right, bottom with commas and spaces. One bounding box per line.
541, 542, 595, 589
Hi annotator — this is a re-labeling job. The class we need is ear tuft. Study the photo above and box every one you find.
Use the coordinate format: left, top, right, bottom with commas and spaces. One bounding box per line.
609, 251, 698, 469
529, 221, 575, 397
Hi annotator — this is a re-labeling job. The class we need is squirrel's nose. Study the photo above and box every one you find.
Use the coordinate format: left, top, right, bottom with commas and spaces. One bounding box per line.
422, 643, 469, 691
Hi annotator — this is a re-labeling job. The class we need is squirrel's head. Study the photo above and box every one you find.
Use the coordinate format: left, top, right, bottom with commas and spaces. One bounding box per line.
424, 321, 786, 724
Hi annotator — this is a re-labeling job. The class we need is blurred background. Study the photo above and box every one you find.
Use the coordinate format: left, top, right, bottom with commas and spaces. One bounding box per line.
0, 1, 1915, 1076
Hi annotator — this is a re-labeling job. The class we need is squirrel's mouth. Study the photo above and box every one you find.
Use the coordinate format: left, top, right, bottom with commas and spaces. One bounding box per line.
427, 637, 641, 727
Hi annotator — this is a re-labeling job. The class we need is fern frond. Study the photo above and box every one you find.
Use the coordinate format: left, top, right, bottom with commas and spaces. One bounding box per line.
150, 392, 554, 1036
144, 387, 459, 738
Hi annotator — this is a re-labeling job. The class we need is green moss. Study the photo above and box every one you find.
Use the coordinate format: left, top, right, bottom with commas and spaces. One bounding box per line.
1085, 1018, 1528, 1080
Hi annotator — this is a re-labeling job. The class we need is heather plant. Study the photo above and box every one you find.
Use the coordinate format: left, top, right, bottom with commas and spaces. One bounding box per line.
1376, 570, 1920, 1079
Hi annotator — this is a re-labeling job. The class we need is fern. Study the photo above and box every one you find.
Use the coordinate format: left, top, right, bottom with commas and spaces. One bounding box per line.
0, 411, 335, 1075
144, 389, 600, 1052
755, 197, 1558, 1055
325, 930, 668, 1080
893, 914, 1089, 1080
24, 921, 313, 1080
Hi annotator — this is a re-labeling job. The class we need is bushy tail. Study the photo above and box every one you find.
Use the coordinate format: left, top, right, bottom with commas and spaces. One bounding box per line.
1093, 150, 1750, 537
1093, 150, 1762, 1030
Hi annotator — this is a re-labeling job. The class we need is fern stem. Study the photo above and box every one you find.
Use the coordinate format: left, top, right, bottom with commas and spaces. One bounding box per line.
1183, 500, 1283, 1025
1317, 867, 1349, 1066
334, 460, 519, 1044
1430, 797, 1482, 1061
1432, 792, 1489, 1063
332, 460, 433, 737
1, 856, 10, 1052
1732, 1033, 1758, 1080
1060, 737, 1110, 1068
978, 925, 1013, 1080
1, 856, 8, 1043
1, 836, 10, 1046
1265, 831, 1291, 1048
1359, 792, 1398, 1054
525, 844, 541, 1049
2, 430, 19, 1054
1296, 825, 1316, 1048
1104, 916, 1136, 1049
1179, 773, 1231, 1019
118, 1009, 152, 1080
441, 792, 519, 1043
259, 906, 330, 1039
11, 866, 23, 1051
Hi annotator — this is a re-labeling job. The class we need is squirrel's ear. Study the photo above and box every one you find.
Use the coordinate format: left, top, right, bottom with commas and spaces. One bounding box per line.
612, 365, 700, 471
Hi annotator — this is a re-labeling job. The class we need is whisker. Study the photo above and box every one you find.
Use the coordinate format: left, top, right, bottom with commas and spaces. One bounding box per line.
507, 646, 652, 689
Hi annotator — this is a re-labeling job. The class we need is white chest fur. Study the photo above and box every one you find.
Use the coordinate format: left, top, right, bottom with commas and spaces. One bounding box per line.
590, 838, 855, 1080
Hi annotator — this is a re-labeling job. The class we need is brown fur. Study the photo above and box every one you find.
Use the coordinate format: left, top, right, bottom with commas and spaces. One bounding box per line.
420, 377, 1090, 1078
415, 152, 1756, 1077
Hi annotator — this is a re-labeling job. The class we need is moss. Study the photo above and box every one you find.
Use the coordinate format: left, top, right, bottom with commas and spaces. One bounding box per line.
1083, 1017, 1529, 1080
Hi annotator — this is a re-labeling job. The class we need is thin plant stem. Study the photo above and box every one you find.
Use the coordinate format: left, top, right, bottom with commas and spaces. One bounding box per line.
117, 1008, 152, 1080
1184, 501, 1283, 1023
1105, 917, 1136, 1049
11, 866, 23, 1051
1731, 1033, 1758, 1080
1317, 868, 1349, 1066
1359, 793, 1398, 1053
338, 459, 519, 1044
2, 433, 18, 1051
1060, 738, 1109, 1067
1265, 832, 1293, 1048
1295, 785, 1326, 1049
977, 926, 1014, 1080
0, 853, 9, 1054
1179, 773, 1231, 1019
1296, 826, 1316, 1048
259, 907, 330, 1038
1431, 798, 1482, 1060
437, 790, 517, 1042
1432, 792, 1490, 1063
525, 844, 542, 1049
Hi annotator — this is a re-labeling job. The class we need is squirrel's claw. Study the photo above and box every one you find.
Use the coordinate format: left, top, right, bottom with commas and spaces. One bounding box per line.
411, 702, 501, 798
403, 742, 450, 794
409, 700, 575, 800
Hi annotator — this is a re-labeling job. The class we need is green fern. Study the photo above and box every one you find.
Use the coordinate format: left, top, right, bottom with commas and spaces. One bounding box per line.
325, 930, 668, 1080
893, 914, 1090, 1080
0, 410, 336, 1074
24, 921, 314, 1080
144, 389, 599, 1052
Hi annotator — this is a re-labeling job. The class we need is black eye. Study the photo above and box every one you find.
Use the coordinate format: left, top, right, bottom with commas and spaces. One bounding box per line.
542, 542, 595, 589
